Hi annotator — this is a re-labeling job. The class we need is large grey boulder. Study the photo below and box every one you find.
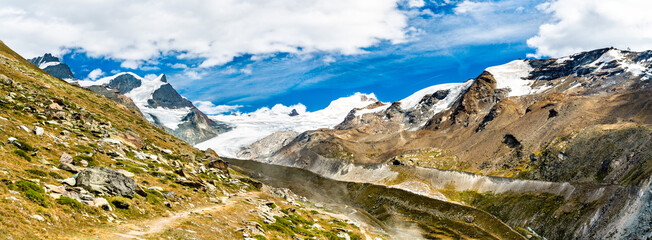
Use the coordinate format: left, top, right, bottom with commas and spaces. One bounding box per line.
76, 167, 135, 198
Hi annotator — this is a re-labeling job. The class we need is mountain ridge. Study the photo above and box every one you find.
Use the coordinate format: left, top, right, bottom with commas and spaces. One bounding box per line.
28, 55, 230, 145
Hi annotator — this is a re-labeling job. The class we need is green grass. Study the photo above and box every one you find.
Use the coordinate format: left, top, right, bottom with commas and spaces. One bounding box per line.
13, 149, 31, 161
56, 196, 83, 210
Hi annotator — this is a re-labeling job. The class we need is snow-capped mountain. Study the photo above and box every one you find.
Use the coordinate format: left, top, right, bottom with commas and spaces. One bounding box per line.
195, 93, 383, 157
28, 53, 76, 80
76, 72, 230, 144
337, 81, 473, 133
29, 55, 230, 145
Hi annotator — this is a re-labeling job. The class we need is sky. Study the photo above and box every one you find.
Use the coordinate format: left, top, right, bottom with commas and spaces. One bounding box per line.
2, 0, 651, 113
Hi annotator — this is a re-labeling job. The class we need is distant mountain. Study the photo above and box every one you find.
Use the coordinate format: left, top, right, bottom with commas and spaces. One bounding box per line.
28, 53, 76, 80
196, 93, 383, 157
76, 73, 231, 145
233, 47, 652, 240
29, 54, 230, 145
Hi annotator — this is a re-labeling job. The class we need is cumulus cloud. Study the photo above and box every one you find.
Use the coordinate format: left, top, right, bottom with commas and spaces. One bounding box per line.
194, 101, 242, 114
87, 68, 104, 80
527, 0, 652, 57
0, 0, 409, 67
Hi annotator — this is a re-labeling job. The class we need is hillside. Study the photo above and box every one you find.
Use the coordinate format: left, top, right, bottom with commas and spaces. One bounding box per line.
0, 41, 375, 239
244, 48, 652, 239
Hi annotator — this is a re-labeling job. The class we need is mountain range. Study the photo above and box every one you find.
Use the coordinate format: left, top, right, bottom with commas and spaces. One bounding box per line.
28, 55, 230, 145
210, 47, 651, 239
18, 45, 652, 239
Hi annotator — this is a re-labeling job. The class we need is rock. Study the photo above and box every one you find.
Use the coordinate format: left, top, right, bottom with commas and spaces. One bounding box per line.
174, 177, 203, 188
45, 184, 66, 194
33, 127, 44, 135
19, 125, 30, 132
75, 167, 135, 198
31, 215, 45, 221
464, 215, 475, 223
135, 185, 148, 197
118, 131, 144, 149
241, 178, 263, 189
80, 160, 88, 167
7, 137, 17, 144
62, 177, 76, 186
59, 163, 83, 173
111, 199, 130, 209
147, 186, 163, 191
164, 201, 172, 208
117, 169, 135, 178
209, 197, 221, 204
5, 196, 19, 201
93, 197, 112, 211
48, 102, 63, 111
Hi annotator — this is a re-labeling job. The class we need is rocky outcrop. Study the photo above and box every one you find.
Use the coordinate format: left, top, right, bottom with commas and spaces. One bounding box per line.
85, 85, 142, 115
238, 130, 299, 159
75, 167, 136, 198
28, 53, 75, 80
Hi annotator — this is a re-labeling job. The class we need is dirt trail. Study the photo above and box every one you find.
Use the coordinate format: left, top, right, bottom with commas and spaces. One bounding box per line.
85, 193, 253, 240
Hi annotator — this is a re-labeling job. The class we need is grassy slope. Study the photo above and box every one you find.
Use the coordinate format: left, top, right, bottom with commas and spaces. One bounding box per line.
0, 41, 370, 240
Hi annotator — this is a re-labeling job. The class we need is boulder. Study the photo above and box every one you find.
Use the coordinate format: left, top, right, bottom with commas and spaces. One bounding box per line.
62, 177, 76, 186
75, 167, 135, 198
59, 153, 73, 164
93, 197, 112, 211
33, 127, 44, 135
59, 162, 83, 173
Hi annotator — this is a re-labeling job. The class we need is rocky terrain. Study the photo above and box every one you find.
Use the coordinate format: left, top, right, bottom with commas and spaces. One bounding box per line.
0, 41, 376, 240
29, 54, 230, 145
239, 48, 652, 239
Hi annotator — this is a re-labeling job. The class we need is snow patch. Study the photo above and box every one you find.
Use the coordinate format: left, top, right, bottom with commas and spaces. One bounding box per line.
195, 93, 380, 157
142, 107, 192, 130
590, 49, 624, 66
486, 60, 534, 97
76, 72, 189, 130
39, 61, 62, 69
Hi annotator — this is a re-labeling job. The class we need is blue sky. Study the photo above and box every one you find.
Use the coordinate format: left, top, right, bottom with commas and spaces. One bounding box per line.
4, 0, 650, 113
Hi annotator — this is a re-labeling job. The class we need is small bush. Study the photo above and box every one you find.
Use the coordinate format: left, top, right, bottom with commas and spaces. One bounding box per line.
109, 197, 131, 209
25, 169, 47, 177
56, 196, 82, 209
24, 189, 49, 207
13, 149, 31, 161
15, 180, 43, 193
14, 140, 35, 152
253, 235, 268, 240
49, 171, 64, 179
73, 155, 97, 166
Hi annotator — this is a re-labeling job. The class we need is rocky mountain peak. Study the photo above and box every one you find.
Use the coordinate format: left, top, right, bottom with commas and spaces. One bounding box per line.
107, 73, 142, 94
28, 53, 76, 80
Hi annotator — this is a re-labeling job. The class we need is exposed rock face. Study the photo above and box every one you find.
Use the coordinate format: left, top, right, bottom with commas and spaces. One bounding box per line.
238, 130, 300, 159
28, 53, 75, 80
85, 85, 142, 115
336, 81, 473, 134
75, 167, 136, 198
147, 80, 194, 109
107, 73, 142, 94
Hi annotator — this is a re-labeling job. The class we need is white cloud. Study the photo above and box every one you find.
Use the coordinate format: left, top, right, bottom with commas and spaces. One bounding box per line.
194, 101, 242, 114
87, 68, 104, 80
527, 0, 652, 57
1, 0, 409, 67
120, 60, 141, 69
407, 0, 425, 8
170, 63, 188, 69
144, 74, 158, 80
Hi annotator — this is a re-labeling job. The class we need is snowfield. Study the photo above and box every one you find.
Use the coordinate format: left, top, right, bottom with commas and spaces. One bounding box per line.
195, 93, 381, 157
